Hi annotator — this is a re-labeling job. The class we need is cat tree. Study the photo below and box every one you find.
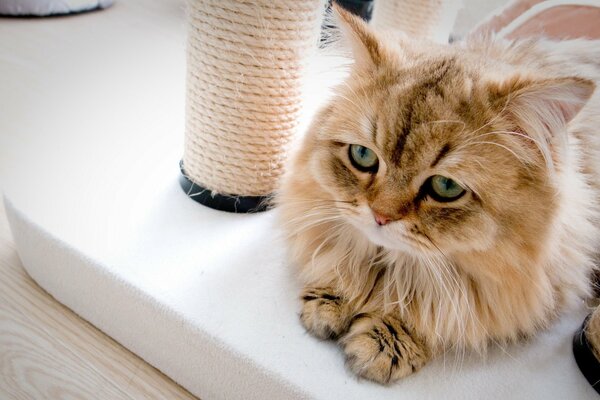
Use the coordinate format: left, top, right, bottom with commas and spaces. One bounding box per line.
179, 0, 462, 213
9, 0, 597, 399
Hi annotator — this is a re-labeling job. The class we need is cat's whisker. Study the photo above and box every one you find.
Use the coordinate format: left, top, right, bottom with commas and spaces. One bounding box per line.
285, 218, 342, 231
337, 80, 372, 113
310, 223, 346, 269
336, 91, 366, 112
421, 255, 457, 339
474, 129, 555, 172
427, 244, 499, 368
476, 129, 539, 145
458, 141, 530, 167
307, 220, 346, 242
276, 197, 356, 206
284, 209, 340, 223
468, 94, 513, 137
289, 215, 344, 233
282, 201, 352, 213
285, 208, 355, 220
285, 206, 351, 218
425, 119, 466, 133
419, 239, 472, 356
435, 261, 470, 373
334, 246, 355, 286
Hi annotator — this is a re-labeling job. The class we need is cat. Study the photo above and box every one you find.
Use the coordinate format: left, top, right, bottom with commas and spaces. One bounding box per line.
276, 4, 600, 384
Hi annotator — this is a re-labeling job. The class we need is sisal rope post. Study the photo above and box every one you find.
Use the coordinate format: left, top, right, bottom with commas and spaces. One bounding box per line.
181, 0, 326, 212
370, 0, 463, 43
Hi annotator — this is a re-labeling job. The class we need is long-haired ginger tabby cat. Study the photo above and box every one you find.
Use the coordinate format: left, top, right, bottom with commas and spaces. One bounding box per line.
277, 5, 600, 384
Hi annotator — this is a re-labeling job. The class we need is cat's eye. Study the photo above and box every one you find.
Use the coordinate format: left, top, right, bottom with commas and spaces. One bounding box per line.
427, 175, 466, 202
349, 144, 378, 172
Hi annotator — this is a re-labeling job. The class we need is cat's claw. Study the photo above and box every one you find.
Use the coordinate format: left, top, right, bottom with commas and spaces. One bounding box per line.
341, 313, 429, 384
300, 287, 348, 340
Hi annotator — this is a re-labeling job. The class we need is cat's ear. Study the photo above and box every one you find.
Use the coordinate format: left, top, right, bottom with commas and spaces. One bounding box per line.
332, 3, 384, 69
490, 76, 595, 137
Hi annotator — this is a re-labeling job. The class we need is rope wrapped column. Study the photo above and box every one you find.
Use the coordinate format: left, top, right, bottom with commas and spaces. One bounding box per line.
181, 0, 326, 213
370, 0, 462, 43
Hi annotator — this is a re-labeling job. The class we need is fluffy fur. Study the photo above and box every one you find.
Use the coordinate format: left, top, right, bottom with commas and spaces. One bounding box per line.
277, 5, 600, 384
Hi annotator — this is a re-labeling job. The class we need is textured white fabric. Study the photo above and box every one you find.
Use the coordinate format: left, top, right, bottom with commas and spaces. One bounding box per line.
4, 188, 598, 400
0, 0, 112, 15
0, 0, 597, 399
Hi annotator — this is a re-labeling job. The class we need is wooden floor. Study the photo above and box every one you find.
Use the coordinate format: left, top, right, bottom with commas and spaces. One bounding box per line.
0, 202, 197, 400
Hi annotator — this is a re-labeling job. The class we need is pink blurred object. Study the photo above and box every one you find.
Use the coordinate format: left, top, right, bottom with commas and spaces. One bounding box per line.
471, 0, 600, 40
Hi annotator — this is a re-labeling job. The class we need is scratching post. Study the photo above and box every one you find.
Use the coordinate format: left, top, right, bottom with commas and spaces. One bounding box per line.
370, 0, 462, 43
181, 0, 326, 213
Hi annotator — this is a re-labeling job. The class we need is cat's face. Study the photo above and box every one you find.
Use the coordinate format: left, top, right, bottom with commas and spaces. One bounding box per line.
301, 7, 593, 260
309, 65, 521, 256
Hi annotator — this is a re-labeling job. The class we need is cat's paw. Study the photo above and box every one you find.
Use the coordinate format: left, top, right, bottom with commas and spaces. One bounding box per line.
341, 313, 429, 384
300, 287, 348, 340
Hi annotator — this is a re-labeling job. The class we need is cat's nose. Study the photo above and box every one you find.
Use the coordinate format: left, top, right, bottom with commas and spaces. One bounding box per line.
373, 211, 392, 226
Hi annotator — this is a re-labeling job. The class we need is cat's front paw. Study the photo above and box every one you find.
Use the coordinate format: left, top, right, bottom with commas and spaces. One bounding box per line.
341, 313, 429, 384
300, 287, 348, 340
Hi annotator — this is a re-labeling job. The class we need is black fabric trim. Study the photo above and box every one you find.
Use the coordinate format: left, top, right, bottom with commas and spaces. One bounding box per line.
179, 161, 270, 213
336, 0, 374, 21
573, 314, 600, 395
0, 3, 109, 17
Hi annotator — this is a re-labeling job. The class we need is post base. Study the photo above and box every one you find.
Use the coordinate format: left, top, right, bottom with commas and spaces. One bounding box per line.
179, 161, 270, 213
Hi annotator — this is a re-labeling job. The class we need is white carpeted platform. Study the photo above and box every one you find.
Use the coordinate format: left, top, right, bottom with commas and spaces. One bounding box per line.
1, 1, 597, 399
